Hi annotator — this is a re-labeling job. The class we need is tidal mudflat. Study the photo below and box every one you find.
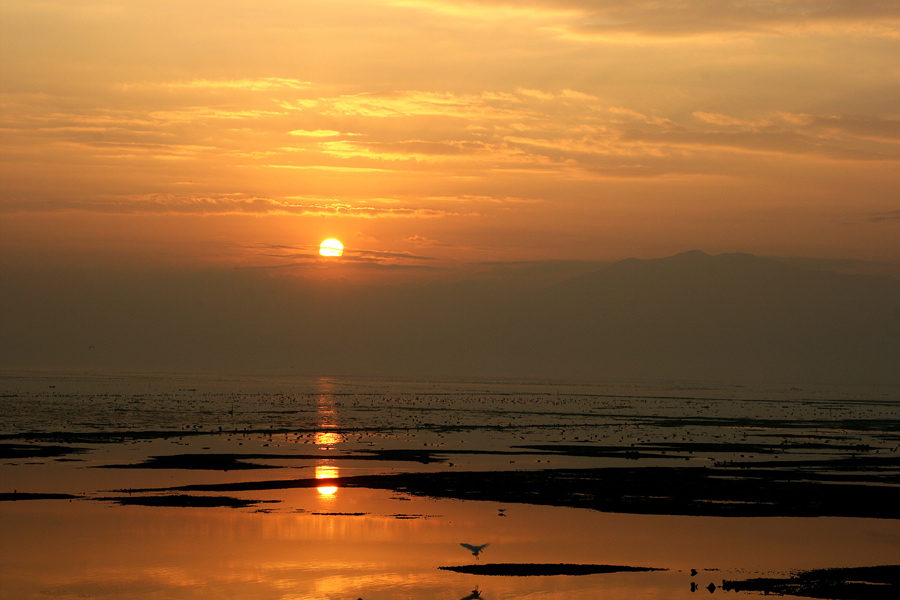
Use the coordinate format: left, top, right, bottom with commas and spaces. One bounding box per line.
1, 371, 898, 599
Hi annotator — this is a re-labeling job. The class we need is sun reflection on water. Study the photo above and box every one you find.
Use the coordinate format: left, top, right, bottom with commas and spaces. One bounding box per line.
315, 464, 339, 498
315, 379, 341, 499
315, 431, 342, 446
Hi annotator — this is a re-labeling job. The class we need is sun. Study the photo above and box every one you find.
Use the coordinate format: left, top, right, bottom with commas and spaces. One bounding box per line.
319, 238, 343, 257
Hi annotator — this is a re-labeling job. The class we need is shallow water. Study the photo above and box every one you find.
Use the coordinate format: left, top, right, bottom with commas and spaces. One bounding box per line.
1, 371, 898, 599
3, 495, 897, 600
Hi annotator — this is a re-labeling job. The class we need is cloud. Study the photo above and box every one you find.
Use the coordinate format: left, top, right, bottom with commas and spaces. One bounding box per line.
4, 69, 898, 223
317, 139, 488, 162
406, 234, 447, 246
288, 129, 344, 137
352, 248, 437, 261
316, 90, 521, 119
616, 127, 900, 163
241, 242, 440, 272
868, 209, 900, 222
146, 107, 285, 123
0, 194, 468, 218
404, 234, 500, 255
794, 114, 900, 142
425, 195, 543, 205
387, 0, 578, 23
291, 203, 462, 218
163, 78, 311, 91
693, 112, 773, 129
0, 195, 302, 216
517, 88, 557, 100
401, 0, 900, 40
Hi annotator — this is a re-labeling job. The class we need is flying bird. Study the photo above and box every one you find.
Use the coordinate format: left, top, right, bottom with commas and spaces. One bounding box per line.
460, 543, 489, 558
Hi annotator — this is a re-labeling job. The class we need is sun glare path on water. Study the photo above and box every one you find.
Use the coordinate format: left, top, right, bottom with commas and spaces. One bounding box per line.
315, 464, 339, 497
319, 239, 343, 257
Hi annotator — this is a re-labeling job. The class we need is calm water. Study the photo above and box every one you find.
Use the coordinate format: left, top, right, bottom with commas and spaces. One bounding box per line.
1, 371, 898, 599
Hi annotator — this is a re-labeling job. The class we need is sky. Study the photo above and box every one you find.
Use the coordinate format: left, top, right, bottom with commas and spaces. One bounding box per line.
2, 1, 899, 379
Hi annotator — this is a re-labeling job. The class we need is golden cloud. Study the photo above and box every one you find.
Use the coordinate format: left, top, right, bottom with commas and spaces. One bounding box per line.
164, 78, 311, 91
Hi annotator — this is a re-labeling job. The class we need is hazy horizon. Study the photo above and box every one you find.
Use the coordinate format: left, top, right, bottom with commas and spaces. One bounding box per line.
3, 249, 899, 386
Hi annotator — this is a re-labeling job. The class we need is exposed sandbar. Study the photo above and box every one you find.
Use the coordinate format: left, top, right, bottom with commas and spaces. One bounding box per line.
99, 494, 268, 508
0, 443, 88, 459
0, 492, 80, 502
722, 565, 899, 600
439, 563, 665, 576
145, 464, 900, 518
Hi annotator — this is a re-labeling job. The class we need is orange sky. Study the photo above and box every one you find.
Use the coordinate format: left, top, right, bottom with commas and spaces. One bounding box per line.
2, 0, 899, 278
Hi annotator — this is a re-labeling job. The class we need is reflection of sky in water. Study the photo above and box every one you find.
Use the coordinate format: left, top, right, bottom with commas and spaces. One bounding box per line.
316, 378, 340, 499
316, 464, 339, 498
2, 373, 899, 598
316, 465, 339, 480
3, 489, 899, 600
314, 431, 342, 447
316, 377, 342, 448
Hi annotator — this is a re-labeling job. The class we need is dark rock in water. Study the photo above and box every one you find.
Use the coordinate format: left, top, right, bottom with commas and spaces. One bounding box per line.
722, 565, 900, 600
438, 563, 665, 576
98, 493, 269, 508
0, 492, 80, 502
0, 443, 88, 459
95, 453, 280, 471
335, 464, 900, 519
136, 459, 900, 519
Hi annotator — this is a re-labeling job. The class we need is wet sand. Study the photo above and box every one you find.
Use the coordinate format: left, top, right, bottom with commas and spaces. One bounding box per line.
69, 443, 898, 519
72, 461, 896, 519
6, 442, 895, 519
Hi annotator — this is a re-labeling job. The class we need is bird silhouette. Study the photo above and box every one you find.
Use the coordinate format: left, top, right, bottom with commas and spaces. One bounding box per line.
460, 543, 489, 559
460, 586, 481, 599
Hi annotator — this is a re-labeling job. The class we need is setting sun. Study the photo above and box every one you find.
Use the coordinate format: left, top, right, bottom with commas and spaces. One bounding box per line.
319, 239, 343, 257
3, 2, 900, 599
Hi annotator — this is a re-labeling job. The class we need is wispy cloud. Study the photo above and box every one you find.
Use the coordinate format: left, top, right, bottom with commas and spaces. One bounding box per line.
146, 107, 285, 123
288, 129, 346, 137
1, 195, 293, 216
785, 114, 900, 142
4, 78, 898, 221
693, 112, 774, 129
316, 90, 526, 119
162, 78, 311, 91
868, 209, 900, 222
0, 194, 473, 219
242, 242, 440, 271
399, 0, 900, 40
